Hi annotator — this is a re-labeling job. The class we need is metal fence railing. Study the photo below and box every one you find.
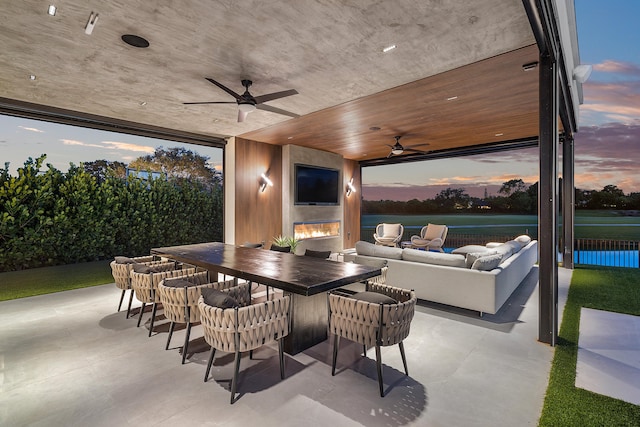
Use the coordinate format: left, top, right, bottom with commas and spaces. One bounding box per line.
574, 239, 639, 268
360, 226, 640, 268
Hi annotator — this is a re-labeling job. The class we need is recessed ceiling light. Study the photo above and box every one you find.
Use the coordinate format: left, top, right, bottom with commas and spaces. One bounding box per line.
29, 75, 37, 80
287, 136, 293, 140
446, 96, 458, 101
369, 126, 381, 131
122, 34, 150, 48
382, 45, 396, 53
495, 133, 504, 137
139, 101, 147, 106
522, 61, 538, 71
47, 5, 57, 16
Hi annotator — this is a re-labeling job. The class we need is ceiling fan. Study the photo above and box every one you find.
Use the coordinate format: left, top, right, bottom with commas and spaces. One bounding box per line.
183, 78, 299, 123
386, 135, 429, 158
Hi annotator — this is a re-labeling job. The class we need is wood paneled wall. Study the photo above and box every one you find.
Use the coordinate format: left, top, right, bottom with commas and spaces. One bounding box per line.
343, 159, 361, 249
234, 137, 282, 247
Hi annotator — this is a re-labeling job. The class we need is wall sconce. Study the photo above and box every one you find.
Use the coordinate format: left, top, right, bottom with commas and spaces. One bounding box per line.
346, 177, 356, 197
259, 172, 273, 192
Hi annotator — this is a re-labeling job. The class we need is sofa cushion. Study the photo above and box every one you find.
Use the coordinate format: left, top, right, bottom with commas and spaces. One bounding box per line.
356, 241, 403, 259
115, 256, 136, 264
515, 234, 532, 245
402, 248, 466, 267
464, 252, 498, 269
353, 255, 388, 269
452, 245, 493, 256
470, 253, 503, 271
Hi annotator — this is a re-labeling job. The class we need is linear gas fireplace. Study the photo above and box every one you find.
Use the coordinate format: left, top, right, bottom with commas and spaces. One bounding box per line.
294, 220, 340, 240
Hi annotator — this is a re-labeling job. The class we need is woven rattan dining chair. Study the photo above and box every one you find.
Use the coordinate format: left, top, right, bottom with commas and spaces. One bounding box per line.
328, 283, 416, 397
130, 263, 198, 337
198, 283, 291, 404
157, 273, 236, 364
110, 255, 159, 318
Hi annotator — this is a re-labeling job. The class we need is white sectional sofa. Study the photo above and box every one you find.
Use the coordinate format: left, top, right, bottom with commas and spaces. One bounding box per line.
344, 237, 538, 315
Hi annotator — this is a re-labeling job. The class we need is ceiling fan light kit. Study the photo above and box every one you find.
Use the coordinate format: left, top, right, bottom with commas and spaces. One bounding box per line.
184, 78, 298, 123
386, 135, 429, 158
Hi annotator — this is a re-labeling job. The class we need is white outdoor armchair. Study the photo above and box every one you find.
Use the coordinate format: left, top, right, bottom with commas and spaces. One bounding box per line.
410, 223, 448, 252
373, 223, 404, 247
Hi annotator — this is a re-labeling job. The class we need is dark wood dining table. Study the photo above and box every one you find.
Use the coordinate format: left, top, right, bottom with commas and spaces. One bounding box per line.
151, 242, 381, 354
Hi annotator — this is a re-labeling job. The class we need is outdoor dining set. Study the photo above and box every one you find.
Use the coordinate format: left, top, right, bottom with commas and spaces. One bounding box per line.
110, 242, 417, 404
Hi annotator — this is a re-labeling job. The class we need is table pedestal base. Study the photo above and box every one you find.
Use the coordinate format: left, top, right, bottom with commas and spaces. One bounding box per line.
284, 291, 328, 355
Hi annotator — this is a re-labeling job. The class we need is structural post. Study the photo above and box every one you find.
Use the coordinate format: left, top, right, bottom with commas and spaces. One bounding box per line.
538, 52, 559, 346
562, 134, 575, 269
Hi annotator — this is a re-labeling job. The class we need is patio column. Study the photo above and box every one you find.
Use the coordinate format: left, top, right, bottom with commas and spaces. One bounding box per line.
538, 51, 559, 346
562, 134, 575, 269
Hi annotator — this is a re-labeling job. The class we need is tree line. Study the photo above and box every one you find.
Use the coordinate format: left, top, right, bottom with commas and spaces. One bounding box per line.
0, 148, 223, 271
363, 179, 640, 214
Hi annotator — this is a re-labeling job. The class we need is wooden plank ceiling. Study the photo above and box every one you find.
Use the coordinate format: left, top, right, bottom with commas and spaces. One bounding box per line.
241, 45, 541, 162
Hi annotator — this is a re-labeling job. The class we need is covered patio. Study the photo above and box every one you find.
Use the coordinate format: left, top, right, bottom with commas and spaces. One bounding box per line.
0, 0, 589, 421
0, 267, 571, 426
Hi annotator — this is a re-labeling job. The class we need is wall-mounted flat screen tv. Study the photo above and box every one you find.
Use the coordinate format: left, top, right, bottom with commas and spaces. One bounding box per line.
294, 164, 340, 205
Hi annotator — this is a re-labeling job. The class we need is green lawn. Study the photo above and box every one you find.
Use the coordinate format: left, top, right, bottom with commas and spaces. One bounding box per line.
0, 260, 113, 301
362, 212, 640, 240
539, 266, 640, 426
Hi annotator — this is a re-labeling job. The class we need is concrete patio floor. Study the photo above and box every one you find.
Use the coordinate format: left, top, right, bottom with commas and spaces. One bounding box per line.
0, 266, 571, 426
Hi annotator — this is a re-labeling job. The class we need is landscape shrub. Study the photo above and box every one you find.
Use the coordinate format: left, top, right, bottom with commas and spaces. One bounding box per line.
0, 156, 222, 271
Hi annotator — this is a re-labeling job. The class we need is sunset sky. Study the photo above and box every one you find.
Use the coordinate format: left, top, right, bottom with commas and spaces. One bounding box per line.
363, 0, 640, 200
1, 2, 638, 201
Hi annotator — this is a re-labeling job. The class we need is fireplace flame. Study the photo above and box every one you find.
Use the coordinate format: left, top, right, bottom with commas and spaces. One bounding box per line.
294, 221, 340, 240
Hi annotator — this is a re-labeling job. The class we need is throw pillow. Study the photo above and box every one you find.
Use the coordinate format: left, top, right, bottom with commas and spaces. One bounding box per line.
115, 256, 136, 264
201, 288, 239, 309
162, 278, 193, 288
515, 234, 532, 245
351, 291, 397, 305
382, 223, 401, 238
304, 249, 331, 259
270, 244, 291, 253
132, 263, 169, 274
132, 263, 153, 274
466, 252, 501, 269
451, 245, 492, 256
423, 223, 445, 240
470, 254, 503, 271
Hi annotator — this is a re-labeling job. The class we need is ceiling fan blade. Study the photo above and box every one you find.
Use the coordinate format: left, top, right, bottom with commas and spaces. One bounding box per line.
237, 109, 249, 123
386, 151, 394, 158
253, 89, 299, 104
205, 78, 242, 100
256, 104, 299, 118
183, 101, 236, 105
405, 143, 430, 149
404, 148, 428, 154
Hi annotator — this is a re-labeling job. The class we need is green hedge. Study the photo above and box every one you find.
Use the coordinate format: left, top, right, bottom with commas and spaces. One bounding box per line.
0, 156, 223, 271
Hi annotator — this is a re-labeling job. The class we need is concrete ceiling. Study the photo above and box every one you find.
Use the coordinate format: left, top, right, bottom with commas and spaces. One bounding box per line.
0, 0, 537, 161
